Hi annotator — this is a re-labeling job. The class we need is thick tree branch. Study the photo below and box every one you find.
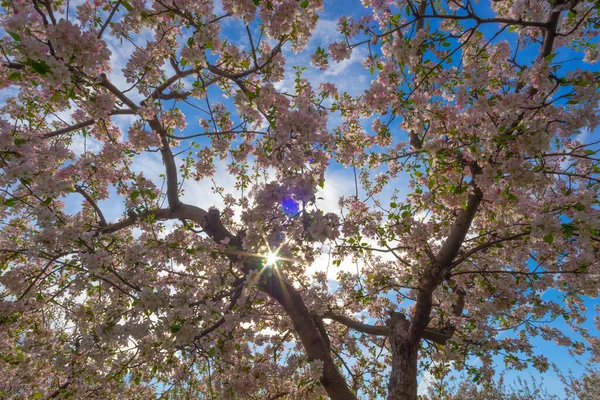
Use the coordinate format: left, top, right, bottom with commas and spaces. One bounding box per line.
156, 132, 181, 209
323, 311, 390, 335
541, 1, 563, 58
40, 110, 133, 139
434, 186, 484, 267
97, 208, 174, 234
323, 311, 455, 345
198, 208, 355, 398
409, 183, 483, 344
416, 11, 554, 29
259, 277, 356, 399
96, 74, 139, 111
4, 61, 24, 70
74, 185, 107, 227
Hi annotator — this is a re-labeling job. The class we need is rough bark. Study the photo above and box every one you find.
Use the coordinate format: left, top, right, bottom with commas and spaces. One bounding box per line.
261, 276, 357, 400
387, 312, 419, 400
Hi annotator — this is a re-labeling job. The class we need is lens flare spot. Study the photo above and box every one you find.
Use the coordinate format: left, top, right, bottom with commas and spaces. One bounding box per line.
281, 197, 300, 216
265, 252, 279, 266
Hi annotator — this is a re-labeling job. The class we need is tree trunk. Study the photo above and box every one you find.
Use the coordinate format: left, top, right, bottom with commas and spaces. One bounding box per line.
387, 313, 419, 400
261, 275, 357, 400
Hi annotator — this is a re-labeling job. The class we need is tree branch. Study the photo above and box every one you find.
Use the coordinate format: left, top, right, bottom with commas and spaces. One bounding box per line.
451, 231, 531, 267
323, 310, 455, 345
323, 311, 390, 335
193, 282, 243, 341
74, 185, 107, 227
96, 74, 139, 111
409, 182, 483, 343
40, 110, 133, 139
416, 11, 553, 30
97, 0, 122, 39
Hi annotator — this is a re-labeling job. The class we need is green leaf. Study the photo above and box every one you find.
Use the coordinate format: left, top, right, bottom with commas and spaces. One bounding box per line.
170, 324, 181, 333
561, 223, 575, 237
6, 31, 20, 42
25, 60, 51, 76
121, 1, 133, 11
50, 91, 62, 103
543, 233, 554, 245
7, 72, 21, 81
4, 198, 16, 207
300, 0, 309, 8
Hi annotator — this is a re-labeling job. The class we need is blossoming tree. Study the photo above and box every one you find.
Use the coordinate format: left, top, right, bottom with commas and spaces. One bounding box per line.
1, 0, 599, 399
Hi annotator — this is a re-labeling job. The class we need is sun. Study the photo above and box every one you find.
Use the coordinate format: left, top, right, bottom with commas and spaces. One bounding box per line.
265, 252, 279, 266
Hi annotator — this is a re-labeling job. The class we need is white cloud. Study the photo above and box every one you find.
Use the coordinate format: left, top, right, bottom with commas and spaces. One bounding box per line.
324, 46, 368, 77
418, 368, 435, 396
574, 126, 599, 146
308, 19, 340, 49
69, 134, 103, 156
180, 158, 241, 212
316, 168, 356, 214
112, 113, 138, 138
213, 0, 225, 17
131, 151, 168, 187
103, 28, 157, 104
273, 17, 370, 96
0, 86, 19, 106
